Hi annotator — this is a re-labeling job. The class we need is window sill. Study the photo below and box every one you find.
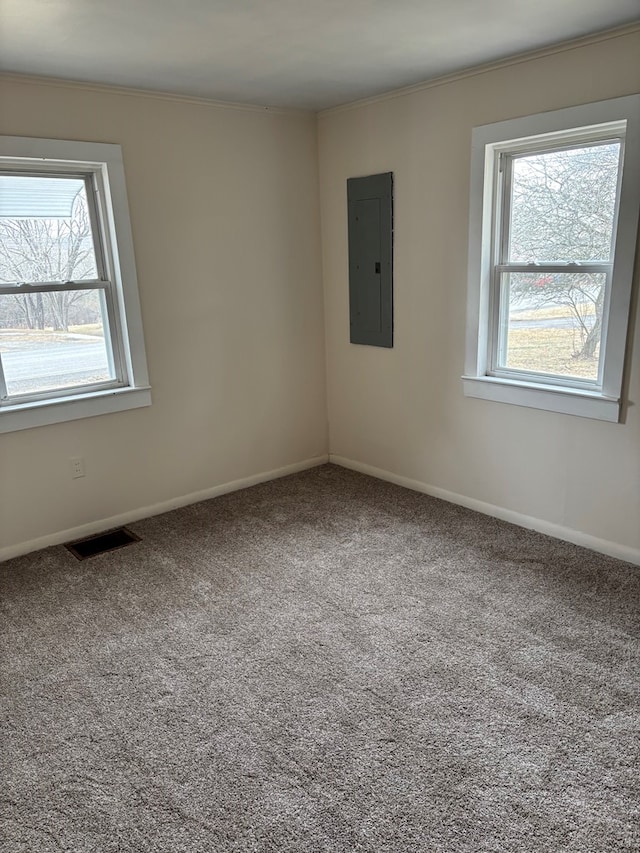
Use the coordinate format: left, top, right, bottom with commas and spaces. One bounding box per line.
462, 375, 619, 422
0, 385, 152, 433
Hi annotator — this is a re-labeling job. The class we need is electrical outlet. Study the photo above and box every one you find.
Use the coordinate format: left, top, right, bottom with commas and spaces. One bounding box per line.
70, 457, 85, 479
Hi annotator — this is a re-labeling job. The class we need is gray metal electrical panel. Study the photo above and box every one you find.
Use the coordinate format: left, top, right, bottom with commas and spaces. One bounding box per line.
347, 172, 393, 347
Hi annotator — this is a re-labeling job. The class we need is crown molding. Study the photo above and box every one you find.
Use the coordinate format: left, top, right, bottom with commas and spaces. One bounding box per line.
319, 21, 640, 118
0, 72, 311, 117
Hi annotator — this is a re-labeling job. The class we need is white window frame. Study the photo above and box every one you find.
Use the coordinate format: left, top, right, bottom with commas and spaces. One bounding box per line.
0, 136, 151, 433
463, 95, 640, 422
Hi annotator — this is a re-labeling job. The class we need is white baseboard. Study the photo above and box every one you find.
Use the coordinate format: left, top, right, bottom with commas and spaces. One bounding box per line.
330, 454, 640, 567
7, 452, 637, 567
1, 455, 329, 562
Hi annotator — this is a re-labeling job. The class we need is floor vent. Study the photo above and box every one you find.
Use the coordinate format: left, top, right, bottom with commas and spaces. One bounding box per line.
65, 527, 141, 560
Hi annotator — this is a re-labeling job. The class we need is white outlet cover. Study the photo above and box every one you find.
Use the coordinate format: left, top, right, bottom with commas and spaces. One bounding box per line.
70, 457, 85, 478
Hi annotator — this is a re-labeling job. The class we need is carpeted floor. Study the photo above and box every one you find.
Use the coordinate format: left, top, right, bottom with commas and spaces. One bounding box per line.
1, 464, 639, 852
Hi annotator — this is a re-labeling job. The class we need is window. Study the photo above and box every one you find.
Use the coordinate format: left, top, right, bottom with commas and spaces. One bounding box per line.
0, 137, 150, 433
463, 95, 640, 421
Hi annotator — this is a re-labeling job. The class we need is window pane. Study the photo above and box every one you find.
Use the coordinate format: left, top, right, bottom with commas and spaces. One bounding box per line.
0, 176, 99, 283
508, 143, 621, 263
497, 272, 606, 382
0, 290, 112, 397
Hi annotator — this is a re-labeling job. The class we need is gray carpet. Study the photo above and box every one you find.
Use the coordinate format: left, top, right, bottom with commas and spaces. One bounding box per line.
1, 464, 639, 852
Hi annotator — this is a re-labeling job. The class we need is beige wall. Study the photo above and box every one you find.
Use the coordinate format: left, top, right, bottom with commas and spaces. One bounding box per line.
318, 30, 640, 557
1, 78, 328, 555
2, 29, 639, 562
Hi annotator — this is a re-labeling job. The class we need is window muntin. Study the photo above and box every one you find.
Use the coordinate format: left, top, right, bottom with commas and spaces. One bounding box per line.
463, 95, 640, 423
489, 137, 623, 388
0, 137, 151, 433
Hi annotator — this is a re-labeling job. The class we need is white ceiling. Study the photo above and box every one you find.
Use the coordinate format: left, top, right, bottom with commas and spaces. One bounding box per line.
1, 1, 638, 110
